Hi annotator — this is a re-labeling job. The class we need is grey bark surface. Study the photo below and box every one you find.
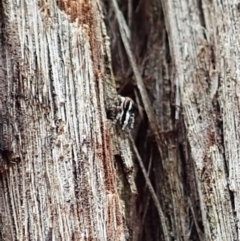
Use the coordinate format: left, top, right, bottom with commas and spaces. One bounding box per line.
162, 1, 238, 240
105, 0, 240, 240
0, 1, 135, 240
1, 0, 239, 241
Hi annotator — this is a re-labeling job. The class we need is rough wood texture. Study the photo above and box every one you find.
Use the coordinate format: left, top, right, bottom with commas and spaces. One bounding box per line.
2, 0, 240, 240
103, 0, 240, 240
0, 0, 136, 240
162, 0, 238, 240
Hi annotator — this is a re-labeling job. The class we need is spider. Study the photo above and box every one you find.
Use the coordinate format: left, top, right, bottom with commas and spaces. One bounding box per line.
114, 95, 135, 130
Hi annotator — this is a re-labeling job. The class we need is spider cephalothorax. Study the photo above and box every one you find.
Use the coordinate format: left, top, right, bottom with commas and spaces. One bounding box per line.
107, 95, 136, 130
115, 95, 135, 130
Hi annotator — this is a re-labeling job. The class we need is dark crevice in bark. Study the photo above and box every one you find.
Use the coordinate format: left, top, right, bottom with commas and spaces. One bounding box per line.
72, 148, 79, 188
215, 95, 238, 237
0, 0, 5, 42
0, 1, 13, 172
104, 0, 186, 239
46, 43, 58, 123
0, 1, 6, 150
27, 212, 30, 240
197, 0, 207, 39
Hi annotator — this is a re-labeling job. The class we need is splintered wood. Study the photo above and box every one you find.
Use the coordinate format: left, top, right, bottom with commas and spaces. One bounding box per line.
162, 0, 240, 240
0, 1, 133, 240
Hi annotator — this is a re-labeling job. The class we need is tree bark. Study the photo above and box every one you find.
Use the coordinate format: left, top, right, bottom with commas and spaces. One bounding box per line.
104, 0, 240, 240
162, 0, 238, 240
1, 0, 240, 241
0, 0, 135, 240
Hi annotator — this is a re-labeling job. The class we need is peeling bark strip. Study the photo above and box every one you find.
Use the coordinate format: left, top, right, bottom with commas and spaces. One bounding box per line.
0, 0, 133, 240
162, 0, 239, 240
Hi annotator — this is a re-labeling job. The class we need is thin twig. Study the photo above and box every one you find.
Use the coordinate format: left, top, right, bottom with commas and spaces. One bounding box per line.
129, 134, 170, 241
111, 0, 169, 239
188, 197, 205, 241
111, 0, 164, 159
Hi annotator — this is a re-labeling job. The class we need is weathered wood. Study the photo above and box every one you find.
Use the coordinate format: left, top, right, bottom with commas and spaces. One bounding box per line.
103, 0, 240, 240
2, 0, 239, 240
0, 1, 136, 240
161, 0, 239, 240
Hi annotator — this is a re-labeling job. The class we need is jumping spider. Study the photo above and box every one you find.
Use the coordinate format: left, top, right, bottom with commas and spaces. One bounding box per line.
108, 95, 135, 130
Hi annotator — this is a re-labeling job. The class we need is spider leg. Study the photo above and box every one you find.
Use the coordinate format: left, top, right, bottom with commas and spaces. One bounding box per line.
129, 113, 135, 129
122, 111, 130, 130
113, 112, 121, 124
